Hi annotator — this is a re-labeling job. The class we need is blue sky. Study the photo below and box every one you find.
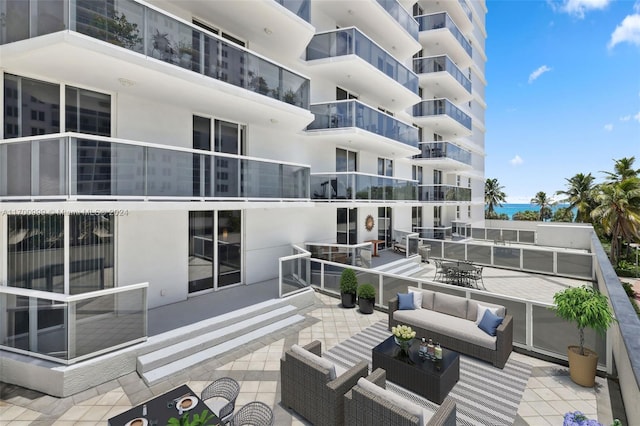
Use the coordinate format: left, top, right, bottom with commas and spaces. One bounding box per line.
485, 0, 640, 203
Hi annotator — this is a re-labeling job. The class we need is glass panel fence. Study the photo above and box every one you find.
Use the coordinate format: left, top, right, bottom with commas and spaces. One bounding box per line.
466, 243, 491, 263
415, 13, 472, 57
487, 228, 501, 241
376, 0, 419, 39
520, 230, 536, 243
276, 0, 311, 22
0, 284, 146, 363
471, 228, 485, 239
2, 136, 308, 200
532, 304, 606, 366
502, 229, 518, 242
280, 257, 310, 297
557, 252, 593, 278
413, 57, 471, 93
523, 249, 554, 274
443, 241, 465, 260
494, 246, 521, 268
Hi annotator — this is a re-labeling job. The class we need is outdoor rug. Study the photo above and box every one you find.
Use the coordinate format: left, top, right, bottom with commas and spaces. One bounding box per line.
322, 320, 532, 426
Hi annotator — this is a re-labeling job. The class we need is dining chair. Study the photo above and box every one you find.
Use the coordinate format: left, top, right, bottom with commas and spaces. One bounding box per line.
201, 377, 240, 424
230, 401, 274, 426
468, 266, 485, 290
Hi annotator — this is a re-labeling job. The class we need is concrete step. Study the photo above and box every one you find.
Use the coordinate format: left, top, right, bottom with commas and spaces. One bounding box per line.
141, 313, 305, 385
374, 256, 422, 275
137, 305, 298, 375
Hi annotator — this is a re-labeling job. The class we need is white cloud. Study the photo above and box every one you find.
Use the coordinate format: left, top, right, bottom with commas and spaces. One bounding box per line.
549, 0, 612, 18
608, 13, 640, 49
604, 123, 614, 131
620, 115, 631, 121
634, 112, 640, 122
510, 155, 524, 166
528, 65, 552, 84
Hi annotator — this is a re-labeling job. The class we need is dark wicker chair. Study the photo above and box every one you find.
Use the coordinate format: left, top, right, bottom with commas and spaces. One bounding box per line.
281, 340, 368, 426
468, 266, 486, 290
230, 401, 274, 426
344, 369, 457, 426
201, 377, 240, 424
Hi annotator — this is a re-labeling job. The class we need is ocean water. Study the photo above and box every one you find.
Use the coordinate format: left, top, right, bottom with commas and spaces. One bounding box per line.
492, 203, 571, 219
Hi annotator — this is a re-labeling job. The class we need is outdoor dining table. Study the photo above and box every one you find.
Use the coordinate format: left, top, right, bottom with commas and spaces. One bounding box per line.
442, 261, 476, 287
107, 384, 221, 426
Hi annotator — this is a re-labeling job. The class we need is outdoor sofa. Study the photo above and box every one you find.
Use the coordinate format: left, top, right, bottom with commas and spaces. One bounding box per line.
388, 286, 513, 368
344, 368, 457, 426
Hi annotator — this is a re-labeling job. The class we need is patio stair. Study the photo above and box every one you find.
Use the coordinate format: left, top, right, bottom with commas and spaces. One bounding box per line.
137, 298, 306, 386
373, 256, 423, 277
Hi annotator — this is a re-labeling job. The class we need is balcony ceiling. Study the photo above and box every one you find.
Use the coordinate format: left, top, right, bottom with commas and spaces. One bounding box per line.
313, 0, 421, 60
305, 56, 420, 111
419, 30, 472, 69
149, 0, 315, 61
1, 33, 314, 131
412, 115, 472, 138
306, 128, 420, 159
418, 72, 473, 103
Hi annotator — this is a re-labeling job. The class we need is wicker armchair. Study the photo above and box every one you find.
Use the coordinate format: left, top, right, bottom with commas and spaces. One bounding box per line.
280, 340, 368, 426
344, 369, 457, 426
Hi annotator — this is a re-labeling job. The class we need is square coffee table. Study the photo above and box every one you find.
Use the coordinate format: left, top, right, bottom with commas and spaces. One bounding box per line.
372, 336, 459, 404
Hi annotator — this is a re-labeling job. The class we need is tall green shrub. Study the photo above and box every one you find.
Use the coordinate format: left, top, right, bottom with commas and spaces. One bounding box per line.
340, 268, 357, 294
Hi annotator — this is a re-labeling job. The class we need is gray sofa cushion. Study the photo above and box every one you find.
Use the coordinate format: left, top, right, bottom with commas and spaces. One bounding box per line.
393, 309, 497, 350
433, 292, 468, 319
466, 300, 506, 322
408, 286, 435, 310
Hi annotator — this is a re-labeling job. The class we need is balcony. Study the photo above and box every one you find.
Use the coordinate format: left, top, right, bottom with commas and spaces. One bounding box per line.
0, 0, 312, 128
413, 56, 472, 102
313, 0, 421, 59
165, 0, 314, 60
416, 13, 472, 68
307, 100, 420, 157
413, 99, 472, 137
416, 0, 474, 34
419, 185, 471, 202
0, 134, 310, 201
306, 28, 420, 110
413, 142, 472, 170
311, 172, 418, 202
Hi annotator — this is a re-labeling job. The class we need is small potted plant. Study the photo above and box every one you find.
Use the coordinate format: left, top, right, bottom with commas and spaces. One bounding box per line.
168, 410, 215, 425
339, 268, 358, 308
357, 283, 376, 314
552, 286, 615, 387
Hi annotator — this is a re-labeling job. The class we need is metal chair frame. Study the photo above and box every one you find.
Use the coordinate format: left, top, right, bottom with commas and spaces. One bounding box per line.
230, 401, 274, 426
201, 377, 240, 424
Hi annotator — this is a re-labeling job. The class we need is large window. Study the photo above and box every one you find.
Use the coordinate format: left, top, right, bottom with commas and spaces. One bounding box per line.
188, 210, 242, 293
66, 86, 111, 136
336, 148, 357, 172
4, 74, 60, 138
378, 207, 392, 247
7, 214, 114, 294
337, 208, 357, 245
412, 206, 422, 231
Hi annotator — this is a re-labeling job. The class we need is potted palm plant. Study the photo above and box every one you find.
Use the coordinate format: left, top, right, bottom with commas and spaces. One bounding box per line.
340, 268, 358, 308
357, 283, 376, 314
552, 286, 615, 387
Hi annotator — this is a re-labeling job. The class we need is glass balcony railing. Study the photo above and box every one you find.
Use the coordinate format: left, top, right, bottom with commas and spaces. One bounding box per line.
311, 172, 418, 201
415, 13, 472, 58
420, 184, 471, 202
275, 0, 311, 22
413, 99, 472, 130
413, 56, 471, 93
307, 100, 419, 148
0, 283, 147, 364
375, 0, 419, 40
459, 0, 473, 23
306, 28, 419, 94
414, 141, 472, 165
0, 0, 309, 109
0, 134, 310, 200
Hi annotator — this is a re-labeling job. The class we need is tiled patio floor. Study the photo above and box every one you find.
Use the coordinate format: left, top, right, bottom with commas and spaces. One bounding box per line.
0, 292, 615, 426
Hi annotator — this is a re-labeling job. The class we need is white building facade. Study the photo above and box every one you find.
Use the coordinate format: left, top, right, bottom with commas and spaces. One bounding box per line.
0, 0, 486, 365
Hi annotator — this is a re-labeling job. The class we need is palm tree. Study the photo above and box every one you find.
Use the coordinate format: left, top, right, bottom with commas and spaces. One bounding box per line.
591, 177, 640, 265
530, 191, 554, 221
556, 173, 596, 223
485, 178, 507, 217
602, 157, 639, 183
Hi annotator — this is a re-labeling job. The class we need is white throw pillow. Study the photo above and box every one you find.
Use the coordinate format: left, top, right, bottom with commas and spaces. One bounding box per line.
290, 344, 337, 380
410, 291, 423, 310
476, 304, 500, 325
356, 378, 426, 426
